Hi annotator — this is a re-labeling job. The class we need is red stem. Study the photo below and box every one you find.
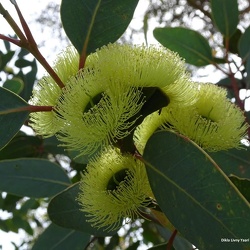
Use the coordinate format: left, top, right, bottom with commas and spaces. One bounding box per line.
29, 105, 53, 112
0, 2, 65, 89
0, 33, 21, 46
13, 2, 65, 89
0, 105, 53, 115
167, 229, 178, 250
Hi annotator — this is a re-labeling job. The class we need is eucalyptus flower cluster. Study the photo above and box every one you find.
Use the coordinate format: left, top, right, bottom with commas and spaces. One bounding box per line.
29, 43, 248, 231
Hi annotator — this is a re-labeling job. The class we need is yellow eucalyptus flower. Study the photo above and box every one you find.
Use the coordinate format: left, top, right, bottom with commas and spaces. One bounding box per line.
55, 69, 144, 156
88, 43, 196, 106
135, 84, 248, 152
77, 147, 152, 231
134, 110, 167, 154
165, 83, 248, 151
29, 46, 79, 136
55, 44, 198, 156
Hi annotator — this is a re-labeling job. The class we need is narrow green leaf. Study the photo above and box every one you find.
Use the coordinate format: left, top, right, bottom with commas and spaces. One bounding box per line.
15, 58, 33, 68
153, 27, 213, 66
60, 0, 139, 55
32, 223, 90, 250
229, 175, 250, 202
3, 78, 24, 94
0, 87, 29, 150
18, 59, 38, 102
3, 40, 10, 51
0, 158, 71, 198
223, 28, 242, 54
18, 48, 30, 58
239, 26, 250, 60
143, 131, 250, 250
48, 183, 121, 236
211, 0, 239, 38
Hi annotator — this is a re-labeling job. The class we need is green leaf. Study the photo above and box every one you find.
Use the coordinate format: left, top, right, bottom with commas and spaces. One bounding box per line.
211, 0, 239, 38
3, 40, 11, 51
0, 87, 29, 150
0, 158, 71, 198
1, 193, 22, 212
209, 146, 250, 179
18, 48, 30, 58
223, 28, 242, 54
153, 27, 213, 66
0, 133, 42, 160
48, 182, 121, 236
3, 78, 24, 94
60, 0, 139, 55
0, 50, 15, 71
43, 136, 65, 155
0, 211, 33, 234
18, 59, 38, 101
15, 58, 34, 68
32, 223, 90, 250
143, 131, 250, 250
18, 198, 40, 215
239, 26, 250, 60
229, 175, 250, 202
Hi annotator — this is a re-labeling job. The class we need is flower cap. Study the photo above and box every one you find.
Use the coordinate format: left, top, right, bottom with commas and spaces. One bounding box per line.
77, 147, 152, 231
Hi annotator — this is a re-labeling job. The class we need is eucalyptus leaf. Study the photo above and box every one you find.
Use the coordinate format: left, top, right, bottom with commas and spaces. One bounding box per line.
209, 146, 250, 179
0, 158, 71, 197
48, 182, 121, 236
0, 87, 29, 150
238, 26, 250, 60
153, 27, 213, 66
0, 50, 15, 71
32, 223, 90, 250
3, 78, 24, 94
211, 0, 239, 38
18, 59, 38, 102
143, 131, 250, 250
61, 0, 139, 55
229, 175, 250, 202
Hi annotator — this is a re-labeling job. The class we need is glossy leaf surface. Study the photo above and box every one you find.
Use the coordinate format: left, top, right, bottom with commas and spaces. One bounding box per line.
3, 78, 24, 94
239, 26, 250, 60
211, 0, 239, 37
32, 223, 90, 250
61, 0, 139, 55
153, 27, 213, 66
0, 87, 29, 150
143, 131, 250, 250
0, 158, 71, 198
